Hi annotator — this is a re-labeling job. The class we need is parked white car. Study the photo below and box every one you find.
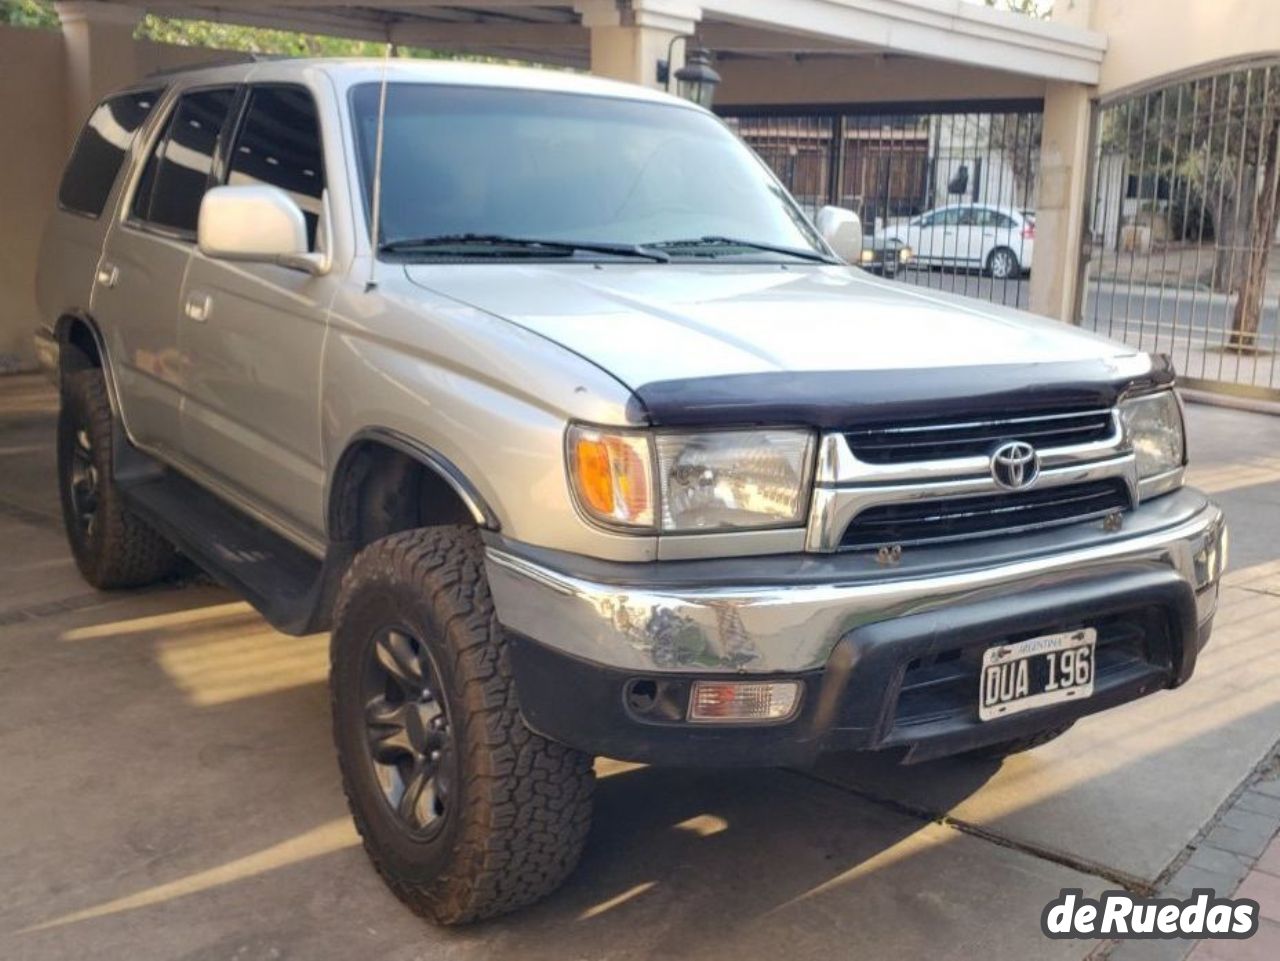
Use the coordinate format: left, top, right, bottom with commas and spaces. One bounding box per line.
879, 203, 1034, 279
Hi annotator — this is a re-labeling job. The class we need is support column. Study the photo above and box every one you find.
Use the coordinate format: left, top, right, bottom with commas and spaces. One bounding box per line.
1028, 80, 1094, 324
54, 1, 142, 138
577, 0, 701, 89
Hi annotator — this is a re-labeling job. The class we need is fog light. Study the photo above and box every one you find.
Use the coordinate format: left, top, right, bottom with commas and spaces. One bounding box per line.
688, 681, 801, 723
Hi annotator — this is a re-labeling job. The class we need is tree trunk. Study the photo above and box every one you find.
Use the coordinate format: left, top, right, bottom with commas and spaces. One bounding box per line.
1228, 116, 1280, 349
1211, 178, 1247, 294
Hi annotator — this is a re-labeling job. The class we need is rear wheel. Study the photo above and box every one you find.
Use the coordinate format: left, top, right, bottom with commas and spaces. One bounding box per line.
987, 246, 1021, 280
330, 526, 595, 924
57, 368, 177, 588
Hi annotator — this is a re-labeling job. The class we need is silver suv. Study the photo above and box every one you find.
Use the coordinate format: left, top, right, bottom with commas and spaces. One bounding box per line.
36, 59, 1227, 924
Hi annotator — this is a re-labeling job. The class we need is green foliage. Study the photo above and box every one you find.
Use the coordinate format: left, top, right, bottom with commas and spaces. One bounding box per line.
1, 2, 480, 61
1, 0, 58, 29
983, 0, 1053, 17
137, 15, 392, 58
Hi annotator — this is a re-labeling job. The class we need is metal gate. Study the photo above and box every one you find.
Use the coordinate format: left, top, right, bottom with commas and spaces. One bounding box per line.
719, 100, 1043, 308
1081, 61, 1280, 398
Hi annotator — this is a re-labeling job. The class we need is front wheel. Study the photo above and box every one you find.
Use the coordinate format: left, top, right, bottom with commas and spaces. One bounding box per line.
987, 247, 1021, 280
330, 526, 595, 924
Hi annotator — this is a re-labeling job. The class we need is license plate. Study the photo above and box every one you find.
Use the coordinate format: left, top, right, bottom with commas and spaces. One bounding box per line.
978, 628, 1096, 721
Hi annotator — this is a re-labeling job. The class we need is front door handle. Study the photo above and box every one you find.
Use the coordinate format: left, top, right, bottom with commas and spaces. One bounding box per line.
96, 262, 120, 289
184, 292, 213, 323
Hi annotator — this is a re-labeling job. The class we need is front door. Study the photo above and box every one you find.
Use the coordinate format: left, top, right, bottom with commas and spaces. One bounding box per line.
179, 84, 335, 543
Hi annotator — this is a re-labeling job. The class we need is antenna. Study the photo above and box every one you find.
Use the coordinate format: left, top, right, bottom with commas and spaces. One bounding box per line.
365, 41, 393, 292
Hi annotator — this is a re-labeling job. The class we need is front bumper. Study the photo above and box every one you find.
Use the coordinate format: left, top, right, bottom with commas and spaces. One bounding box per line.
486, 489, 1226, 766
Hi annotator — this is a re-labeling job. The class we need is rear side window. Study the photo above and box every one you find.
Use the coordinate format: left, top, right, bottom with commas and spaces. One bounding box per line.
228, 85, 325, 249
58, 89, 162, 218
133, 87, 236, 235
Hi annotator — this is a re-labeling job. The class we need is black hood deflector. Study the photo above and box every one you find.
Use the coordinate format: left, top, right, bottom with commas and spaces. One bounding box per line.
627, 356, 1175, 429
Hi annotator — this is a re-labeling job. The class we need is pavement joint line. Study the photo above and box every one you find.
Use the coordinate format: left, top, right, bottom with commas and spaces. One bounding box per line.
789, 767, 1155, 895
1237, 585, 1280, 599
0, 497, 60, 531
0, 577, 209, 629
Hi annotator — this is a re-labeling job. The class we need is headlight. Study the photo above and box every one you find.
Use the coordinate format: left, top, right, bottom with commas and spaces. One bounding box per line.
899, 246, 914, 263
655, 430, 815, 531
858, 249, 876, 264
1120, 390, 1185, 488
567, 426, 815, 532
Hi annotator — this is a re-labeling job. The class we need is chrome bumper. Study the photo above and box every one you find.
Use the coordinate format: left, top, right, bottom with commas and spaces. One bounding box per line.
485, 495, 1226, 674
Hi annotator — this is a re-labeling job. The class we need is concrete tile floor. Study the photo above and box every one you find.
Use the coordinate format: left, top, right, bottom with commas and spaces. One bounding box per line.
1, 373, 1279, 961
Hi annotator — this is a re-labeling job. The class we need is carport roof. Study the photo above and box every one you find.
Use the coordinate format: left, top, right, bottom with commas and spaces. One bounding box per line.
97, 0, 1107, 82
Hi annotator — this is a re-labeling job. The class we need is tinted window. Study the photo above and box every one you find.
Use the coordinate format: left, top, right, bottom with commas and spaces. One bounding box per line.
228, 86, 325, 248
350, 84, 823, 255
134, 87, 236, 234
59, 90, 162, 217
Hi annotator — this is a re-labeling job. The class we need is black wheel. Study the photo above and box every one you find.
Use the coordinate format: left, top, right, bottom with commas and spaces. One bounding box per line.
57, 368, 177, 588
330, 526, 595, 925
987, 246, 1020, 280
966, 722, 1074, 761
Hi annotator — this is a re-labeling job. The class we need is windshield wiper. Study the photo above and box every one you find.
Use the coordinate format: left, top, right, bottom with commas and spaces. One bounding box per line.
380, 233, 670, 263
650, 235, 835, 263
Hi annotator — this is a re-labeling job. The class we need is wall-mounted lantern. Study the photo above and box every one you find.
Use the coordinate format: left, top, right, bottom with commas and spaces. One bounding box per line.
658, 39, 721, 109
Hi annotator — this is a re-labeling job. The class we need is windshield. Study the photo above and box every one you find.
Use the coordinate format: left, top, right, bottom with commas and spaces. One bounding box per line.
351, 83, 826, 260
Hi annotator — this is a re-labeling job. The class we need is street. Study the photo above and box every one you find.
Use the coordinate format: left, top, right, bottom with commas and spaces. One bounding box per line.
895, 268, 1280, 349
2, 373, 1280, 960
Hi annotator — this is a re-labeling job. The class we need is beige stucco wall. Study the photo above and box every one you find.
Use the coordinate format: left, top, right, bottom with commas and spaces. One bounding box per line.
1090, 0, 1280, 98
0, 24, 242, 372
0, 26, 68, 371
716, 53, 1046, 107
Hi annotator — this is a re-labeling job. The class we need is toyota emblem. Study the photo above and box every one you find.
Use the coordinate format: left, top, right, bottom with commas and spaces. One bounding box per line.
991, 441, 1039, 490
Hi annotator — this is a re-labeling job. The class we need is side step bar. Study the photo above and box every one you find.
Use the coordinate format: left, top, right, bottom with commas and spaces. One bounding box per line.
121, 469, 341, 635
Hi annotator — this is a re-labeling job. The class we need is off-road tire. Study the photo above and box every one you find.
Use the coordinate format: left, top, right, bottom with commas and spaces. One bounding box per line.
967, 722, 1074, 761
330, 526, 595, 925
57, 368, 177, 588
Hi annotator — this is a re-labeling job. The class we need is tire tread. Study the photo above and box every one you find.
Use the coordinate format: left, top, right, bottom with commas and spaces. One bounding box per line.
331, 525, 595, 924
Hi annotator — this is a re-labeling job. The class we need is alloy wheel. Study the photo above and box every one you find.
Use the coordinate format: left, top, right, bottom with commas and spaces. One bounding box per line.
990, 249, 1017, 279
68, 426, 100, 539
362, 627, 456, 838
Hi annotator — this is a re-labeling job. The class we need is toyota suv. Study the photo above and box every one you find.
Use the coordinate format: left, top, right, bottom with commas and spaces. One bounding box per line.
35, 59, 1227, 924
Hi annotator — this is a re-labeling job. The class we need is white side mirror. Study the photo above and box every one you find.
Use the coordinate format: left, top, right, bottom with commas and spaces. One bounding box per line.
816, 205, 864, 264
198, 185, 329, 275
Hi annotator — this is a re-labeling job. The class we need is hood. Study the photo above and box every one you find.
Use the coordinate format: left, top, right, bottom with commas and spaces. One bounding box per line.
404, 263, 1163, 427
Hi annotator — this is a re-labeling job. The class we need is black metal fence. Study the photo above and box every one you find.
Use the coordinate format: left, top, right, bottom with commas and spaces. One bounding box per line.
1081, 61, 1280, 398
719, 100, 1043, 308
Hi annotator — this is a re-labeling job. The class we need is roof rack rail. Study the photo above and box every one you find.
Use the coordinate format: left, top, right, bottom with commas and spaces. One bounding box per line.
147, 53, 286, 78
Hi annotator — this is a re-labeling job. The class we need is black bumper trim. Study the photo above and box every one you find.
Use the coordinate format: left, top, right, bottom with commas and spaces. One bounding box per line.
507, 566, 1201, 767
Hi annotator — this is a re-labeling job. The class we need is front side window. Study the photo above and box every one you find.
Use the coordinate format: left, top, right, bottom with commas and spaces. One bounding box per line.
228, 85, 325, 249
133, 87, 236, 235
351, 84, 825, 261
59, 89, 162, 217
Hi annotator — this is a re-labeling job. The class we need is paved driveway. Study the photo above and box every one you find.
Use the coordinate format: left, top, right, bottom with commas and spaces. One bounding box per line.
2, 373, 1279, 961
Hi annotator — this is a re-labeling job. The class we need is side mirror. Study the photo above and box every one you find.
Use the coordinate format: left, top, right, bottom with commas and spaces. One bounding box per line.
816, 205, 864, 264
198, 185, 329, 275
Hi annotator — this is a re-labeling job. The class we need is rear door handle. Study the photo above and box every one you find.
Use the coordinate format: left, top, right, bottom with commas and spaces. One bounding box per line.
96, 262, 120, 289
184, 292, 213, 323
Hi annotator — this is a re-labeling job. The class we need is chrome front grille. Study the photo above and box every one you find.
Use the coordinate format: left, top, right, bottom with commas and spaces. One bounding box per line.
806, 408, 1136, 553
839, 479, 1132, 549
843, 409, 1116, 464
